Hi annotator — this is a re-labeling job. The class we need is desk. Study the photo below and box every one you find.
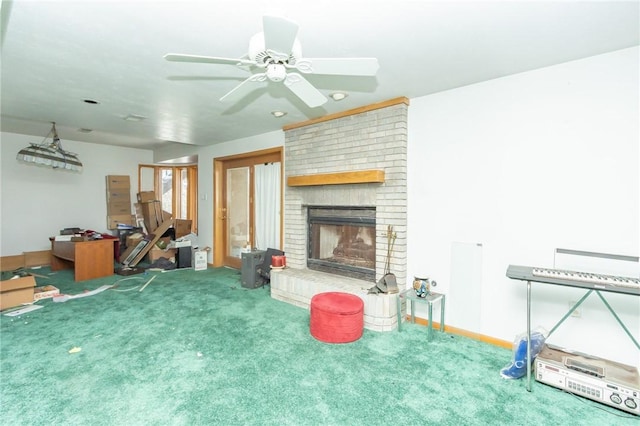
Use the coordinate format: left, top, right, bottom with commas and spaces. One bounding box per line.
50, 238, 116, 281
397, 289, 445, 339
506, 264, 640, 392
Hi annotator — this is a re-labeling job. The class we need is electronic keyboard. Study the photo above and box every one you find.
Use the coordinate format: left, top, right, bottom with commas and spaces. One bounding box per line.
506, 265, 640, 296
532, 267, 640, 289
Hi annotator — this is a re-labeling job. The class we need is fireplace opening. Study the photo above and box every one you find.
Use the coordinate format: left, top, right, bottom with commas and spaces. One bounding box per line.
307, 206, 376, 282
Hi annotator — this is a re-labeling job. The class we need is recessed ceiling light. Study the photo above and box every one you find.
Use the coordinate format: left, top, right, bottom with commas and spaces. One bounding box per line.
82, 99, 100, 105
124, 114, 147, 122
77, 128, 93, 133
329, 92, 348, 101
271, 111, 287, 118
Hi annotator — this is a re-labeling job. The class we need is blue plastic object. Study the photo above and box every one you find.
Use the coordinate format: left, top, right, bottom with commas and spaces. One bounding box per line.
500, 330, 546, 379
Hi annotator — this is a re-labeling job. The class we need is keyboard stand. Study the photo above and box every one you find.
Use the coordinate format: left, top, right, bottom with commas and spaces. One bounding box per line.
550, 289, 640, 351
507, 264, 640, 392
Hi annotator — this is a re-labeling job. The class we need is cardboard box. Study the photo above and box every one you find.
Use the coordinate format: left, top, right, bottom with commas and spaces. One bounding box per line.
134, 203, 143, 216
137, 191, 157, 203
1, 254, 25, 272
140, 201, 163, 232
174, 219, 192, 238
124, 219, 174, 267
126, 234, 144, 248
0, 275, 36, 310
24, 251, 51, 267
106, 189, 131, 202
145, 237, 174, 263
106, 175, 130, 189
147, 247, 176, 262
107, 201, 132, 215
33, 285, 60, 301
194, 247, 211, 271
108, 214, 136, 230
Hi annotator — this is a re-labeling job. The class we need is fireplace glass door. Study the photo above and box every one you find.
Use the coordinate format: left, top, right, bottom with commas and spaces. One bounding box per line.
307, 207, 376, 282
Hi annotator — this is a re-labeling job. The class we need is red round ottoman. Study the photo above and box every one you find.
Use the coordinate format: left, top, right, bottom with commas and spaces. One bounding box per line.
310, 292, 364, 343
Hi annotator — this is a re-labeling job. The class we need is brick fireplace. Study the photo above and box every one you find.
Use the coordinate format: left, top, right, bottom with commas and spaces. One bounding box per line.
270, 98, 408, 332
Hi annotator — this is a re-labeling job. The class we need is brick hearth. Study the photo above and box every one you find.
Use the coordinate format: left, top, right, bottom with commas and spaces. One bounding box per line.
270, 268, 398, 332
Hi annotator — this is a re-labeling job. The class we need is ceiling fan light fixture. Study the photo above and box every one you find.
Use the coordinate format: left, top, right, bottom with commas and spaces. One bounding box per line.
16, 122, 83, 172
330, 92, 348, 101
271, 110, 287, 118
266, 64, 287, 82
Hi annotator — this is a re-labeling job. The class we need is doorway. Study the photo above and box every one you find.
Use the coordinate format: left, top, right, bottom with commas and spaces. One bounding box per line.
213, 147, 283, 268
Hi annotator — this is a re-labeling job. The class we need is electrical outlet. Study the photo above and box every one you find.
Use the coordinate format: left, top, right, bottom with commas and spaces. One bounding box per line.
569, 301, 581, 318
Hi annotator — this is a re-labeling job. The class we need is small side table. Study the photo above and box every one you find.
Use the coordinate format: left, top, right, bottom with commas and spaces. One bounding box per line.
397, 289, 445, 339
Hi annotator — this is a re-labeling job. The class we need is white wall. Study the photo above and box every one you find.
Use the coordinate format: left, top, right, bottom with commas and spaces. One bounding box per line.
0, 132, 153, 255
407, 47, 639, 366
194, 130, 284, 260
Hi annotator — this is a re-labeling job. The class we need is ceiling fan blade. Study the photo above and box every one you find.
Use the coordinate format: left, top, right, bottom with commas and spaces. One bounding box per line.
164, 53, 255, 67
262, 15, 299, 55
299, 58, 380, 76
220, 73, 267, 103
284, 73, 327, 108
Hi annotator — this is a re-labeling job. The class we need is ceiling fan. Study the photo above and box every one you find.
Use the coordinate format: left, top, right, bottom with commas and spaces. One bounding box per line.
164, 16, 379, 108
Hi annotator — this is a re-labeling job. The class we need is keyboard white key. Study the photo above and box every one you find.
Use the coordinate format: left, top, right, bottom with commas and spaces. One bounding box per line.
532, 267, 640, 289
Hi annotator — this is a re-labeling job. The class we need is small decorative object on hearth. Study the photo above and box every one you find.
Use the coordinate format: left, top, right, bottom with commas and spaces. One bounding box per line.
413, 276, 437, 298
16, 122, 83, 172
271, 255, 286, 268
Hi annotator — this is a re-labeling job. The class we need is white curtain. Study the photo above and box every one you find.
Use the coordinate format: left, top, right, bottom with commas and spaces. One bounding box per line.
254, 162, 281, 250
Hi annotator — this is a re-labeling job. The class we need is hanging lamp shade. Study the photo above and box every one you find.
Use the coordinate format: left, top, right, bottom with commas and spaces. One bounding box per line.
16, 122, 83, 172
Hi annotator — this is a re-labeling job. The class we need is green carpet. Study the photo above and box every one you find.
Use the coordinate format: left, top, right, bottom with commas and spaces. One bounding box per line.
1, 267, 637, 425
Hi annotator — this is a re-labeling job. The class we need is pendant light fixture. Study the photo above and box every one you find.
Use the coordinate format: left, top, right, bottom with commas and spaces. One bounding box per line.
16, 122, 83, 172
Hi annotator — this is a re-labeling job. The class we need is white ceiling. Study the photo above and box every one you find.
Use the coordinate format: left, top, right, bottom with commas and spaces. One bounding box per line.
1, 0, 638, 151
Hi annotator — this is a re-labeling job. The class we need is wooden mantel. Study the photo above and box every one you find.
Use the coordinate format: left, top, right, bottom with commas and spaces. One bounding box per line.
287, 170, 385, 187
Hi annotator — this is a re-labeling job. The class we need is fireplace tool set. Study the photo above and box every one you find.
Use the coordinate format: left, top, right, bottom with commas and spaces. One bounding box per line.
369, 225, 399, 294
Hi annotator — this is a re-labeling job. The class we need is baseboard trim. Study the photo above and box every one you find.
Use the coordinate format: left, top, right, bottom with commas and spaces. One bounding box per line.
403, 315, 512, 349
